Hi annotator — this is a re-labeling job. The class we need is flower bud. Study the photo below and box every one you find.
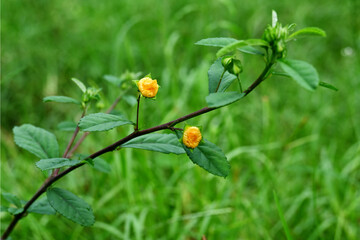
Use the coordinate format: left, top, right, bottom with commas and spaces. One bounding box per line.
182, 126, 202, 149
137, 77, 159, 98
221, 56, 243, 75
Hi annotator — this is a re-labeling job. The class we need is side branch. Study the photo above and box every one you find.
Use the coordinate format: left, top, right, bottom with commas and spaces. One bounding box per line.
2, 62, 273, 239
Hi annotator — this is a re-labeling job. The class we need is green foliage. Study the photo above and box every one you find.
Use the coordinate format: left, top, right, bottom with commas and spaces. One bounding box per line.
206, 92, 245, 108
43, 96, 81, 105
78, 113, 133, 132
71, 78, 87, 93
57, 121, 77, 132
3, 1, 355, 239
278, 59, 319, 91
2, 193, 22, 208
92, 158, 111, 173
26, 197, 56, 215
196, 38, 263, 55
288, 27, 326, 39
273, 191, 293, 240
121, 134, 185, 155
319, 81, 339, 91
35, 158, 81, 171
216, 39, 269, 57
46, 188, 95, 227
208, 58, 237, 93
13, 124, 59, 159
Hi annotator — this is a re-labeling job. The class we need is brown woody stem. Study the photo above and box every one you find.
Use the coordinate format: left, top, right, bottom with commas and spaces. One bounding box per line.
1, 61, 274, 239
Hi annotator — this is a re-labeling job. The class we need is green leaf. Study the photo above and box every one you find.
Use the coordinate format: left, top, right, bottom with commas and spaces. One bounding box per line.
206, 92, 245, 108
0, 206, 9, 212
196, 37, 264, 55
175, 131, 230, 177
43, 96, 81, 105
278, 59, 319, 91
26, 197, 56, 215
208, 58, 237, 94
13, 124, 59, 159
71, 78, 87, 93
288, 27, 326, 39
2, 192, 22, 208
103, 75, 123, 87
195, 37, 238, 47
47, 188, 95, 226
35, 158, 81, 171
79, 113, 134, 132
92, 158, 111, 173
272, 10, 278, 27
8, 207, 24, 215
319, 81, 338, 91
57, 121, 77, 132
121, 133, 185, 155
216, 39, 269, 57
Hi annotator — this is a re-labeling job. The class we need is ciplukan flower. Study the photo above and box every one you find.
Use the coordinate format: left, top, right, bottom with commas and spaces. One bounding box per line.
182, 126, 202, 149
138, 77, 159, 98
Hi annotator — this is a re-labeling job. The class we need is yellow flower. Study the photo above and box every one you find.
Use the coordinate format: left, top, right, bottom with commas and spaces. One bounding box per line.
138, 77, 159, 98
182, 126, 202, 149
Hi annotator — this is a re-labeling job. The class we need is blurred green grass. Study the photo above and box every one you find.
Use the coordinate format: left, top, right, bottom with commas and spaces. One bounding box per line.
1, 0, 360, 239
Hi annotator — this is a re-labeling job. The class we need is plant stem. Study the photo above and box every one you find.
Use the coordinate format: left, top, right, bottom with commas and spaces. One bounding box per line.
134, 94, 141, 132
52, 109, 86, 176
237, 75, 243, 92
67, 94, 125, 157
215, 69, 226, 92
1, 61, 275, 239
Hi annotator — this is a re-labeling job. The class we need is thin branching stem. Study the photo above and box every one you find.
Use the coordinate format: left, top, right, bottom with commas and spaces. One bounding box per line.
67, 91, 129, 157
134, 94, 141, 132
1, 59, 276, 239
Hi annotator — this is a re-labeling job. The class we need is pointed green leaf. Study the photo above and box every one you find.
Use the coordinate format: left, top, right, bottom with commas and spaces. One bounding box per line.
26, 197, 56, 215
121, 133, 185, 155
216, 39, 269, 57
35, 158, 81, 171
175, 131, 230, 177
288, 27, 326, 39
92, 158, 111, 173
71, 78, 87, 93
2, 192, 22, 208
47, 188, 95, 226
79, 113, 134, 132
13, 124, 59, 159
278, 59, 319, 91
206, 92, 245, 108
195, 37, 238, 47
319, 81, 338, 91
272, 10, 278, 27
208, 58, 237, 94
43, 96, 81, 105
196, 38, 264, 55
57, 121, 77, 132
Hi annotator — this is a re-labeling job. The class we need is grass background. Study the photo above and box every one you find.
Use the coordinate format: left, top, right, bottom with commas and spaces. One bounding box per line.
1, 0, 360, 239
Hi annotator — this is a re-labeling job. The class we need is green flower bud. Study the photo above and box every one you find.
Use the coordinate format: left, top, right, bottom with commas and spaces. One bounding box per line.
221, 57, 233, 68
221, 56, 243, 75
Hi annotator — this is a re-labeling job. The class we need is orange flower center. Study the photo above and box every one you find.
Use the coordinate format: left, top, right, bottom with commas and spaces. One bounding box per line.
183, 126, 202, 149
